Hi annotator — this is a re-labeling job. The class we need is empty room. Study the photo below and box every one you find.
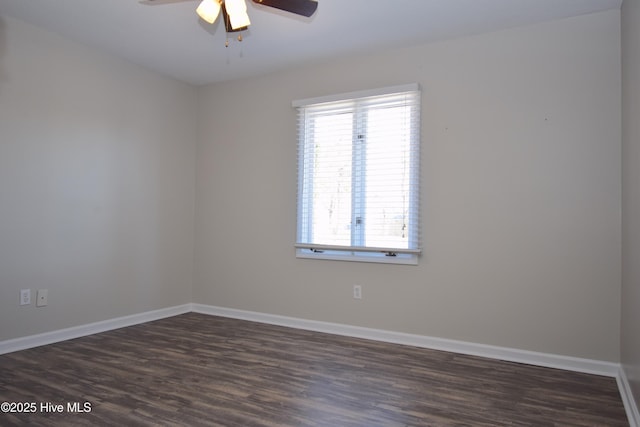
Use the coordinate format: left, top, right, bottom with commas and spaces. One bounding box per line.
0, 0, 639, 425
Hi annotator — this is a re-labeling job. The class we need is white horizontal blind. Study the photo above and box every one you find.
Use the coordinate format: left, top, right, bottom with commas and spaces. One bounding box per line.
295, 84, 421, 261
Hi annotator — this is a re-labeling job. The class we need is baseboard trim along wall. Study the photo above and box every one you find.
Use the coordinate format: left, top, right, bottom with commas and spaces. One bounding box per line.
618, 367, 640, 427
191, 304, 619, 377
192, 304, 637, 427
0, 304, 191, 355
0, 302, 620, 375
0, 303, 636, 426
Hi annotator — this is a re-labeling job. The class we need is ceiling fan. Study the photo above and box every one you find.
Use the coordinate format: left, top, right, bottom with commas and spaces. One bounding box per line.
147, 0, 318, 35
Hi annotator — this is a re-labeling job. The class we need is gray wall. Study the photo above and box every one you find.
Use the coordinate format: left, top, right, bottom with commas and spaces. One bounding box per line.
0, 16, 197, 340
0, 8, 625, 366
622, 0, 640, 412
194, 10, 622, 362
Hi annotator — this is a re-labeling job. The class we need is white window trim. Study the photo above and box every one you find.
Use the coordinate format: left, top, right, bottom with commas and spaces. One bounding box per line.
292, 83, 420, 108
294, 244, 420, 265
293, 84, 422, 265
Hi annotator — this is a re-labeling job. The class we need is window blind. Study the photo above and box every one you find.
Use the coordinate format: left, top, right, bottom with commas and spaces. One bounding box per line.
294, 84, 421, 261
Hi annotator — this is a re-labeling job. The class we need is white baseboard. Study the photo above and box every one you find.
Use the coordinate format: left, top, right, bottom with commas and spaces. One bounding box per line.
1, 302, 632, 425
0, 304, 192, 355
191, 304, 619, 378
1, 302, 618, 377
618, 366, 640, 427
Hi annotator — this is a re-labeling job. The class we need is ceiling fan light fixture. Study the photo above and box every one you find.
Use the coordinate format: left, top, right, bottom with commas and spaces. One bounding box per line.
224, 0, 247, 15
228, 11, 251, 30
196, 0, 221, 24
224, 0, 251, 29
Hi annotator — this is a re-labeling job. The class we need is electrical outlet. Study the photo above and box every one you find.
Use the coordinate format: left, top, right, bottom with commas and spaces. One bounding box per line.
20, 289, 31, 306
353, 285, 362, 299
36, 289, 48, 307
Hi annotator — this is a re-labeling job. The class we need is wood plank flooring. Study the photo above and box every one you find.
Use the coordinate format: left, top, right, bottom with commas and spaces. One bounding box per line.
0, 313, 629, 426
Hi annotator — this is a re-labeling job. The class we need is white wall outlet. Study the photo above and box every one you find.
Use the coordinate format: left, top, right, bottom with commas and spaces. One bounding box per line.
20, 289, 31, 306
353, 285, 362, 299
36, 289, 48, 307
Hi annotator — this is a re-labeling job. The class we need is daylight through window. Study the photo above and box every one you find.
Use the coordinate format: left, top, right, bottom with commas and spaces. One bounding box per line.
293, 84, 421, 264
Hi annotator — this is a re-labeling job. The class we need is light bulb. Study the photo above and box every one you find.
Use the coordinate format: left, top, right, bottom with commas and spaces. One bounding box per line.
229, 11, 250, 29
224, 0, 247, 15
196, 0, 221, 24
225, 0, 250, 29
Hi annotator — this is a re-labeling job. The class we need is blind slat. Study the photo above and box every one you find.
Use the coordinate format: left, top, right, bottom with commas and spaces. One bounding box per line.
296, 85, 421, 258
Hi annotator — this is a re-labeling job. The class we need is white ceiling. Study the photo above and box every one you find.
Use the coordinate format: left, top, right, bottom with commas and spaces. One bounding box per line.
0, 0, 622, 86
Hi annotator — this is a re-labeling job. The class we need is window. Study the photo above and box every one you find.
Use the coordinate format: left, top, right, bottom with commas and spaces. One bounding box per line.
293, 84, 421, 264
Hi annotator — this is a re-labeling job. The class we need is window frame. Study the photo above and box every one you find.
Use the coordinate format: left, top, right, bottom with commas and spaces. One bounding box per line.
293, 84, 422, 265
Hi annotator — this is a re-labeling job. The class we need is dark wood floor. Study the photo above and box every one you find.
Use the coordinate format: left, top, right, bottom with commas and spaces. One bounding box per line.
0, 313, 628, 426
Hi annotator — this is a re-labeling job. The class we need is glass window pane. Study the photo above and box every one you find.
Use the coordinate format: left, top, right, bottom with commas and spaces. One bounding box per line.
310, 113, 353, 246
364, 106, 411, 248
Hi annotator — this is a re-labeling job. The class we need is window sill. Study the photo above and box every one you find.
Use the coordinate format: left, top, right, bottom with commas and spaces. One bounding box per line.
295, 248, 419, 265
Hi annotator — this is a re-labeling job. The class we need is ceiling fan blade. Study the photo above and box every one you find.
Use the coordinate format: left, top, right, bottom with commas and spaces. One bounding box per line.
252, 0, 318, 17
